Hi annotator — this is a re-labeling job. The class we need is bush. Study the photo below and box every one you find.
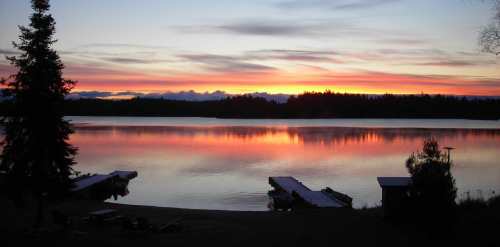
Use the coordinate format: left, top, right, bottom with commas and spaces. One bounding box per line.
406, 138, 457, 220
487, 194, 500, 209
458, 192, 500, 212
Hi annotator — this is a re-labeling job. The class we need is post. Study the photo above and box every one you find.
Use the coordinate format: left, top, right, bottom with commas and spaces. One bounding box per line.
444, 147, 455, 164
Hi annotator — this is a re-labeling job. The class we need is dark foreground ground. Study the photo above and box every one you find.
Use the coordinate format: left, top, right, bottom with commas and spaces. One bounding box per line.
1, 197, 499, 247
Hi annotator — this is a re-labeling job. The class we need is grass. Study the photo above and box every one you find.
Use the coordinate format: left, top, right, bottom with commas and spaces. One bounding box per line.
458, 191, 500, 211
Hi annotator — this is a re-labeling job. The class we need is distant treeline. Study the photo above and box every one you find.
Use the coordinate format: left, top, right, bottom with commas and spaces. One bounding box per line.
1, 92, 499, 119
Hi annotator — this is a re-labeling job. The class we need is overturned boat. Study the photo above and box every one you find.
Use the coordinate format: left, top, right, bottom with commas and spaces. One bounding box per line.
268, 176, 352, 211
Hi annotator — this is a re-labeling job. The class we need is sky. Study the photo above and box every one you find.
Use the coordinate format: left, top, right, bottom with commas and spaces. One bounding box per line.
0, 0, 499, 98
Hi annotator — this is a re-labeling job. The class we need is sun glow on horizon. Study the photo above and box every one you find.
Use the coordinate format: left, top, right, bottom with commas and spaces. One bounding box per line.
1, 0, 499, 97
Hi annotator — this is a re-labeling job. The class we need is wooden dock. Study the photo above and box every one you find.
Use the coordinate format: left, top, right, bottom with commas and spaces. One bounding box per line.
269, 176, 348, 208
72, 170, 138, 192
71, 170, 138, 200
72, 174, 116, 192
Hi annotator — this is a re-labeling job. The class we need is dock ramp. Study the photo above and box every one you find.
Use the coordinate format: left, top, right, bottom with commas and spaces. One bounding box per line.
269, 176, 346, 208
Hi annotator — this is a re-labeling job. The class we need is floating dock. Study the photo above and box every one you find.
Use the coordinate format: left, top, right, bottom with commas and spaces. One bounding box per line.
71, 170, 138, 200
72, 170, 137, 192
109, 170, 138, 180
72, 174, 116, 192
269, 176, 351, 209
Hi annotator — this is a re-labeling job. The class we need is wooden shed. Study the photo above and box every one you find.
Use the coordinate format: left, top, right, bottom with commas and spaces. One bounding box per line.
377, 177, 411, 218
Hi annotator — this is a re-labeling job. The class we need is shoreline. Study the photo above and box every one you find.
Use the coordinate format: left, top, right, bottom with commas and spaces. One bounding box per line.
2, 197, 499, 247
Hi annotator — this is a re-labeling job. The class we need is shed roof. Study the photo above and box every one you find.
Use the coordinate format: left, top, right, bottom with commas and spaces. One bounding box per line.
377, 177, 411, 187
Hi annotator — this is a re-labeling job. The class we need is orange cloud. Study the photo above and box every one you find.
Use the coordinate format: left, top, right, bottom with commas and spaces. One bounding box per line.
1, 61, 499, 96
67, 65, 500, 96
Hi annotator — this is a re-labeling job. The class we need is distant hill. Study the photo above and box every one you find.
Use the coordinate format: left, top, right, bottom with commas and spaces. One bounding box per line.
65, 90, 292, 103
64, 90, 500, 103
3, 89, 500, 104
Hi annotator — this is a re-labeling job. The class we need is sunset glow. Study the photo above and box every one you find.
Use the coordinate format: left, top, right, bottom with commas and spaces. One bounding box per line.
1, 0, 499, 96
2, 1, 500, 243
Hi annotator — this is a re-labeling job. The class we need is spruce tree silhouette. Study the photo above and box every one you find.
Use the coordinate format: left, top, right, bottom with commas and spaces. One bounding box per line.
406, 138, 457, 223
0, 0, 77, 228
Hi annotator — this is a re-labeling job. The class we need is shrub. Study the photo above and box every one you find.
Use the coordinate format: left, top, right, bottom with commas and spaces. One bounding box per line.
406, 138, 457, 220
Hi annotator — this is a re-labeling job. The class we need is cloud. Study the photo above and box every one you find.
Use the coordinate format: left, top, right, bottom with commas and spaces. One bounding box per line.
101, 57, 171, 64
58, 53, 500, 96
178, 54, 277, 73
66, 91, 114, 99
175, 49, 343, 74
374, 48, 447, 56
214, 20, 368, 37
77, 43, 170, 50
63, 63, 146, 77
375, 38, 428, 45
62, 43, 177, 65
177, 49, 342, 72
0, 63, 15, 77
332, 0, 400, 10
174, 19, 419, 45
217, 22, 318, 36
333, 48, 498, 68
453, 78, 500, 88
277, 0, 401, 10
246, 49, 342, 63
174, 19, 356, 38
27, 43, 497, 96
312, 70, 500, 90
414, 61, 483, 67
0, 49, 21, 55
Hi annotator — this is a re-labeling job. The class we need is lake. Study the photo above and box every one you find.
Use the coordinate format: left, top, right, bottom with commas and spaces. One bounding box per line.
68, 116, 500, 211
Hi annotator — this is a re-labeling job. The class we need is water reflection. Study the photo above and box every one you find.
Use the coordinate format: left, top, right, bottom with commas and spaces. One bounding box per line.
71, 125, 500, 210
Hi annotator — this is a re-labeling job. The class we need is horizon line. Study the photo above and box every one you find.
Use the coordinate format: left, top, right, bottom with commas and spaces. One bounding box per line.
64, 89, 500, 102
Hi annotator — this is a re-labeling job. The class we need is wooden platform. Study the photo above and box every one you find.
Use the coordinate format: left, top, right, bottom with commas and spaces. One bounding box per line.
109, 170, 138, 180
72, 170, 138, 192
72, 174, 115, 192
269, 177, 346, 208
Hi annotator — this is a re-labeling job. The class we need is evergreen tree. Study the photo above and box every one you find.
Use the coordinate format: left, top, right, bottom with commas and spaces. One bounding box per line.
406, 138, 457, 221
0, 0, 77, 226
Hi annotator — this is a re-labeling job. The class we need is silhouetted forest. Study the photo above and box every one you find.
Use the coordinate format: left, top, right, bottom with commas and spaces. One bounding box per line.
1, 92, 499, 119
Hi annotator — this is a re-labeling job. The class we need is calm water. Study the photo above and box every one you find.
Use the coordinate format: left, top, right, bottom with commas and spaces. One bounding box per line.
68, 116, 500, 211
